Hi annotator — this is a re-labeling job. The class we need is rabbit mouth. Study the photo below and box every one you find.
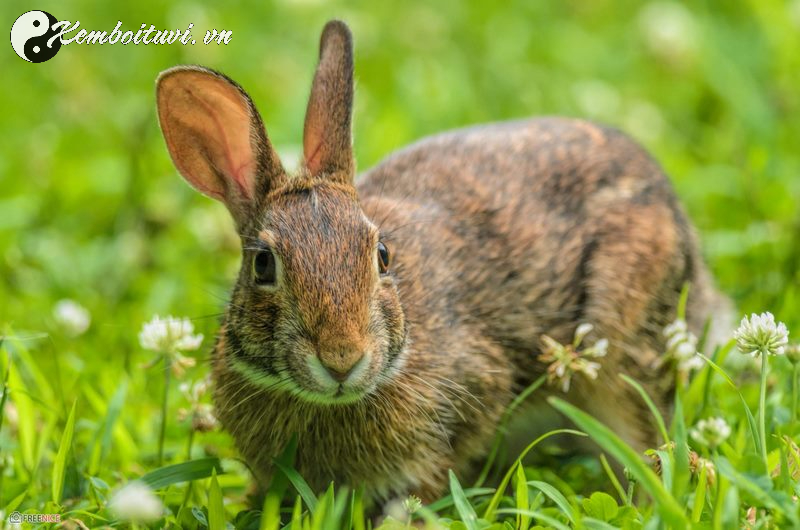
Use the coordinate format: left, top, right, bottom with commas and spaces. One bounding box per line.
291, 353, 377, 404
226, 324, 407, 405
230, 352, 376, 405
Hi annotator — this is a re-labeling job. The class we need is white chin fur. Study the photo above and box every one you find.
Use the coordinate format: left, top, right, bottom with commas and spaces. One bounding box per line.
230, 355, 373, 405
305, 353, 370, 389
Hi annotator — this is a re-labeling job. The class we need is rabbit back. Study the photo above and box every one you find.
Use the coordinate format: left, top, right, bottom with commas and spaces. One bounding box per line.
358, 116, 728, 447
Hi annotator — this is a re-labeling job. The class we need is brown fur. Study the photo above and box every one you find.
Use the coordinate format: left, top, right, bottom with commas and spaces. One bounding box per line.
156, 20, 730, 507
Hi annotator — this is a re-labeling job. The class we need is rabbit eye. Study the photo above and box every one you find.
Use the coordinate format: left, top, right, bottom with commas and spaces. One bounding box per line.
253, 249, 276, 285
377, 241, 390, 274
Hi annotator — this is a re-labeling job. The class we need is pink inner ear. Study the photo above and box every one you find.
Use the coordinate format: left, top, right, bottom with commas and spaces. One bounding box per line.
304, 131, 325, 176
188, 85, 256, 201
159, 71, 258, 203
159, 97, 222, 201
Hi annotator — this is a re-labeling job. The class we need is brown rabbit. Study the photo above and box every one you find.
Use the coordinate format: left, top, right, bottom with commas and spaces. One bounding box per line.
156, 20, 729, 505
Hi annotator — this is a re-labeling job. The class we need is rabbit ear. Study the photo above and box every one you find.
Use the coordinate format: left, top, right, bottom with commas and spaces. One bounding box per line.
156, 66, 284, 225
302, 20, 354, 182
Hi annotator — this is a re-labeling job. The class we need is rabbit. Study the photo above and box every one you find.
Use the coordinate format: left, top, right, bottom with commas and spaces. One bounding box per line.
155, 20, 731, 506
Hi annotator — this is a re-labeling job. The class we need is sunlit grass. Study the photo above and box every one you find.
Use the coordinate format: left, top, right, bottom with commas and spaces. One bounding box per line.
1, 310, 799, 528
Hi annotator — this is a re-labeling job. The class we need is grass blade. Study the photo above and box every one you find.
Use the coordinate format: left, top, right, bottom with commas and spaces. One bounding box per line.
677, 282, 690, 319
208, 469, 225, 530
495, 508, 571, 530
5, 333, 55, 403
654, 449, 673, 493
426, 487, 494, 512
52, 400, 77, 505
698, 353, 762, 458
599, 453, 627, 503
262, 437, 298, 530
515, 463, 530, 530
311, 483, 334, 530
274, 460, 318, 513
711, 474, 735, 530
449, 470, 478, 530
290, 495, 303, 529
483, 428, 585, 522
671, 392, 690, 500
527, 480, 575, 523
140, 457, 223, 490
474, 375, 546, 487
582, 519, 619, 529
691, 461, 708, 523
548, 397, 688, 526
285, 495, 303, 529
715, 456, 797, 525
7, 351, 37, 472
351, 487, 364, 530
88, 379, 128, 475
0, 341, 10, 441
327, 485, 350, 529
620, 374, 670, 450
4, 491, 27, 514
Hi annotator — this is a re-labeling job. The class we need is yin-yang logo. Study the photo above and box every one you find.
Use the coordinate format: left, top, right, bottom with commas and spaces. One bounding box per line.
10, 10, 62, 63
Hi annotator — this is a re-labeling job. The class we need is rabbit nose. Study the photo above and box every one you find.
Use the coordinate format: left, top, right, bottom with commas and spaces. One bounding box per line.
315, 329, 367, 384
319, 351, 364, 383
323, 363, 355, 383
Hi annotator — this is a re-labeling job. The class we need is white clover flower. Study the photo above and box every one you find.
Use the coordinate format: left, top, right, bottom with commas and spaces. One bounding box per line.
179, 379, 210, 402
177, 379, 218, 433
637, 1, 698, 63
690, 417, 731, 449
176, 404, 218, 433
138, 315, 203, 354
734, 312, 789, 357
171, 352, 198, 378
664, 319, 688, 337
108, 481, 163, 522
383, 499, 408, 523
679, 355, 705, 373
53, 299, 91, 337
573, 323, 594, 347
538, 324, 607, 393
403, 494, 422, 514
664, 319, 702, 378
586, 338, 608, 358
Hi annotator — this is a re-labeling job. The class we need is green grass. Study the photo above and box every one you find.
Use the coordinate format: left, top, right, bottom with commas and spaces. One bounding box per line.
8, 320, 800, 529
2, 0, 800, 528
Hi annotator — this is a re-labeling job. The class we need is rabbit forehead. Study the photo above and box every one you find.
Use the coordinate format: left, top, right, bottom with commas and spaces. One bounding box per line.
263, 182, 374, 248
261, 183, 376, 327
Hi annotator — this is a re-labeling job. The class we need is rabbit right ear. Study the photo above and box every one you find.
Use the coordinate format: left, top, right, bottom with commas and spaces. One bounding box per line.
302, 20, 354, 182
156, 66, 284, 225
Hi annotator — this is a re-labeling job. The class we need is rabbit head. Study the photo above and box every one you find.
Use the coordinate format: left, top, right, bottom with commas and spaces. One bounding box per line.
156, 21, 406, 404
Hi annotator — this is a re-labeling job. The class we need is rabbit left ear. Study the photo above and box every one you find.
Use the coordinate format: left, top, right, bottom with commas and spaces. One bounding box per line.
302, 20, 355, 183
156, 66, 285, 226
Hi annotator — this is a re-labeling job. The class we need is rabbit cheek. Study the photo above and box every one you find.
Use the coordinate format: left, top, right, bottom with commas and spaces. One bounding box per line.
284, 340, 332, 393
371, 286, 407, 377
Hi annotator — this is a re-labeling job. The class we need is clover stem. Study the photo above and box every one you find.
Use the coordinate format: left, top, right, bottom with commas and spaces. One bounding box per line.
158, 355, 172, 466
792, 363, 799, 427
758, 352, 768, 470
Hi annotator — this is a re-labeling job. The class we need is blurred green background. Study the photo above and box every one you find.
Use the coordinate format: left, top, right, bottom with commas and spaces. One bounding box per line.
1, 1, 799, 378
